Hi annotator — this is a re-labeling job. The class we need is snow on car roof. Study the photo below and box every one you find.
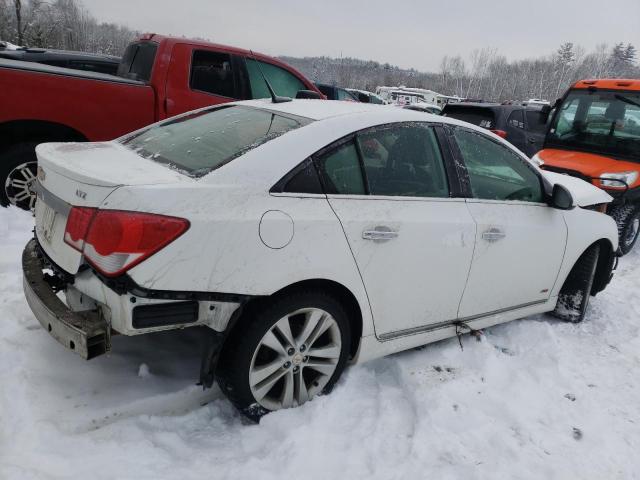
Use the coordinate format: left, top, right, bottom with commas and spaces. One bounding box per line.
236, 98, 401, 121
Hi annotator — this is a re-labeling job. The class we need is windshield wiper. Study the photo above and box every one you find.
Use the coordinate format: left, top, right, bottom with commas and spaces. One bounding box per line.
615, 94, 640, 109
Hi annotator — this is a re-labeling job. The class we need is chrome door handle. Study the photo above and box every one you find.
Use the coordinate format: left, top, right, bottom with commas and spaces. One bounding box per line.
482, 227, 506, 242
362, 227, 399, 241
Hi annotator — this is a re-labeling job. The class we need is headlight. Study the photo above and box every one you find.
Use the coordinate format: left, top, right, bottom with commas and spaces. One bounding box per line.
600, 171, 638, 189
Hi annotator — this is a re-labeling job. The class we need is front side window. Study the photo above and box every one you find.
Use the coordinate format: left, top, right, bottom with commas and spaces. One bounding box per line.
316, 141, 366, 195
122, 105, 312, 177
525, 110, 548, 134
190, 50, 236, 98
548, 89, 640, 161
337, 88, 357, 101
453, 128, 543, 202
246, 59, 305, 99
357, 124, 449, 197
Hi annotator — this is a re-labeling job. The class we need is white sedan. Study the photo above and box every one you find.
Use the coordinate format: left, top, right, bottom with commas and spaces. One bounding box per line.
23, 99, 618, 420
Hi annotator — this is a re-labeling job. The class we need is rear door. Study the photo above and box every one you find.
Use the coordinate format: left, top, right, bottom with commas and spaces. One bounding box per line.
505, 108, 528, 152
316, 123, 476, 338
165, 44, 243, 117
524, 109, 547, 156
450, 127, 567, 319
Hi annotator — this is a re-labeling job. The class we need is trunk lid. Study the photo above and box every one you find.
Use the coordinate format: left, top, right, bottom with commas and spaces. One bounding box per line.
34, 141, 192, 274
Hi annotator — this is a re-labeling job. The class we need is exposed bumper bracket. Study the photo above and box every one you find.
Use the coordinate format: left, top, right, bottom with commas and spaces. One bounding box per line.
22, 239, 109, 360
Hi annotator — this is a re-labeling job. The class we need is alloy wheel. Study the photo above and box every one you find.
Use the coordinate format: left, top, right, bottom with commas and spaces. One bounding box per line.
249, 307, 342, 411
5, 161, 37, 210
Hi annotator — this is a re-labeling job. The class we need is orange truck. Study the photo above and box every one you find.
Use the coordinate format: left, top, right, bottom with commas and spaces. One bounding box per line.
536, 79, 640, 254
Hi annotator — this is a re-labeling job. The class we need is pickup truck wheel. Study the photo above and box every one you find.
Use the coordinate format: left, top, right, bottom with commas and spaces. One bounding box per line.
552, 244, 600, 323
611, 204, 640, 255
1, 143, 38, 210
216, 291, 351, 421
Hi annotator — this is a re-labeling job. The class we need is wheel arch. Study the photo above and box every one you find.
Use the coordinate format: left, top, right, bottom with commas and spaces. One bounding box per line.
591, 238, 617, 295
233, 278, 364, 360
0, 120, 88, 154
559, 238, 616, 296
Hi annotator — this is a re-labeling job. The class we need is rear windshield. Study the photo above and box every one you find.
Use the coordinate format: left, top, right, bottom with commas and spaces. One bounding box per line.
121, 105, 312, 177
117, 42, 157, 81
443, 107, 496, 129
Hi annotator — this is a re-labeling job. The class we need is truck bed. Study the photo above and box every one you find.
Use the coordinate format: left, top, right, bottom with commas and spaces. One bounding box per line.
0, 58, 143, 86
0, 58, 156, 141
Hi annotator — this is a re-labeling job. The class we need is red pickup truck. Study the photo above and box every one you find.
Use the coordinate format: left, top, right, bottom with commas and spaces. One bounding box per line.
0, 33, 322, 209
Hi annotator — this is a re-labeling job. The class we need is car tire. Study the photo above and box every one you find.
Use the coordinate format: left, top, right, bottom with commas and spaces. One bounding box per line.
611, 204, 640, 255
552, 244, 600, 323
1, 142, 39, 210
216, 290, 351, 422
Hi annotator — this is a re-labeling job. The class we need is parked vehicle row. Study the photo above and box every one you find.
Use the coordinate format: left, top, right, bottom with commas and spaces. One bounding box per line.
441, 102, 547, 157
23, 99, 618, 420
0, 33, 322, 210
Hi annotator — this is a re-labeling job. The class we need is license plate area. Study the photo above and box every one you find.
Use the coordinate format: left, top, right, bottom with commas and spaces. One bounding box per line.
41, 203, 57, 244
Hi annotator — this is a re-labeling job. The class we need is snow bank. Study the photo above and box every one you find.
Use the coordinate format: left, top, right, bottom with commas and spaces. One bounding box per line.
1, 207, 639, 479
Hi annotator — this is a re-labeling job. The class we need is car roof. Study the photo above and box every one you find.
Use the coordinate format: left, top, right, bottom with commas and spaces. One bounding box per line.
236, 98, 427, 121
572, 79, 640, 91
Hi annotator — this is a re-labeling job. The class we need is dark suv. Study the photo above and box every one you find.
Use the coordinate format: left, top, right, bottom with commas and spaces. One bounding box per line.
441, 103, 548, 157
0, 47, 120, 75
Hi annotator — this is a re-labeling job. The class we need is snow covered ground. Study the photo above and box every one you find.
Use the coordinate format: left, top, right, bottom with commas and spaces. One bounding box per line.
1, 205, 639, 480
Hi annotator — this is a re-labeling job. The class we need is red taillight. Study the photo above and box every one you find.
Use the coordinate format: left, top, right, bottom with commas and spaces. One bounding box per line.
64, 207, 96, 251
490, 129, 508, 139
64, 208, 189, 277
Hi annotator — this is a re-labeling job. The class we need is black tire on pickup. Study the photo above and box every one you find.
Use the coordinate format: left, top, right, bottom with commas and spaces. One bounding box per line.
552, 244, 600, 323
1, 142, 39, 210
610, 204, 640, 256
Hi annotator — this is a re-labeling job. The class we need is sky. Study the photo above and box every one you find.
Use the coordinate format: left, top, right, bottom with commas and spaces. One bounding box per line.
81, 0, 640, 72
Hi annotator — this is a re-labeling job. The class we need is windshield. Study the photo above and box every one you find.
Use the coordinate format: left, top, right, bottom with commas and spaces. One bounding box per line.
547, 89, 640, 161
121, 105, 312, 177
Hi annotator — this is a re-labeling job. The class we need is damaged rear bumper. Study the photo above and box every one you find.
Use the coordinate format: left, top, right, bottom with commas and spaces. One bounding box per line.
22, 238, 109, 360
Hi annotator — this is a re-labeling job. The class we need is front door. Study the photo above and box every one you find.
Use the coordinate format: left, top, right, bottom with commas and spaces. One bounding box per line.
315, 123, 476, 338
450, 127, 567, 318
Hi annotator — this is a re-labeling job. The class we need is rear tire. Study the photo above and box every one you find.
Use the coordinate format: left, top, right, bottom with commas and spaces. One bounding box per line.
552, 244, 600, 323
216, 290, 351, 422
611, 204, 640, 255
1, 143, 39, 210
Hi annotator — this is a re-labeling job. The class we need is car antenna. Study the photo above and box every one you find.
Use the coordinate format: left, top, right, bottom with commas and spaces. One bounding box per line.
250, 50, 292, 103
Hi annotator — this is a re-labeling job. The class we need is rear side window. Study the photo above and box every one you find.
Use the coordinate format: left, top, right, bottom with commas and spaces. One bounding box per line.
444, 107, 495, 129
190, 50, 236, 98
121, 105, 312, 177
246, 59, 306, 99
117, 42, 157, 81
357, 124, 448, 197
507, 109, 525, 129
316, 141, 366, 195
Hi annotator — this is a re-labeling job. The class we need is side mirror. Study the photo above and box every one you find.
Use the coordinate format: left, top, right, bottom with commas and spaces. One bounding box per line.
550, 183, 574, 210
296, 89, 323, 100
